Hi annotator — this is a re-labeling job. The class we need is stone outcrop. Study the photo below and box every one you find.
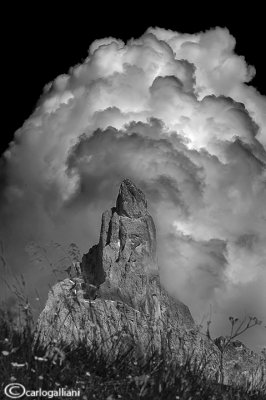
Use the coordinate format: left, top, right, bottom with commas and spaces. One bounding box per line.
35, 179, 264, 385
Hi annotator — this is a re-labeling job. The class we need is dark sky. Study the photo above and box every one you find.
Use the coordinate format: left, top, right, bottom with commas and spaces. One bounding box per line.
2, 8, 265, 155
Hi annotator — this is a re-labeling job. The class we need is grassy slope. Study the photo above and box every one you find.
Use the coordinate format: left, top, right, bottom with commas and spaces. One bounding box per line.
0, 310, 265, 400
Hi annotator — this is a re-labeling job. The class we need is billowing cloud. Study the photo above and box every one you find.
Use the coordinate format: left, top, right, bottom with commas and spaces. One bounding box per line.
1, 27, 265, 351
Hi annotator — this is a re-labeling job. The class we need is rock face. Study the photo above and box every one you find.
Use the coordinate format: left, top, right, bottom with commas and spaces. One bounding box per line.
81, 179, 157, 306
35, 179, 264, 385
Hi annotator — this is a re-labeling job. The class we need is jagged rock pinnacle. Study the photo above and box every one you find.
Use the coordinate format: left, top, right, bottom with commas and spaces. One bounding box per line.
116, 179, 148, 218
81, 179, 158, 306
35, 179, 264, 385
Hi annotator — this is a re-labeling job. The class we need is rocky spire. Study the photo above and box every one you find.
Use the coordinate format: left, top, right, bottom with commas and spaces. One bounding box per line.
81, 179, 158, 305
80, 180, 194, 326
35, 178, 264, 386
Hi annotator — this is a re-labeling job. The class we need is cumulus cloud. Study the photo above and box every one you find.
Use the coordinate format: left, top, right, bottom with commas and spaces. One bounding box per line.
1, 26, 265, 351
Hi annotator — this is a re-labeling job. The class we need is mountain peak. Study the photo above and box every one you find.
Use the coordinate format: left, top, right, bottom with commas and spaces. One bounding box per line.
35, 179, 264, 386
116, 179, 147, 218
